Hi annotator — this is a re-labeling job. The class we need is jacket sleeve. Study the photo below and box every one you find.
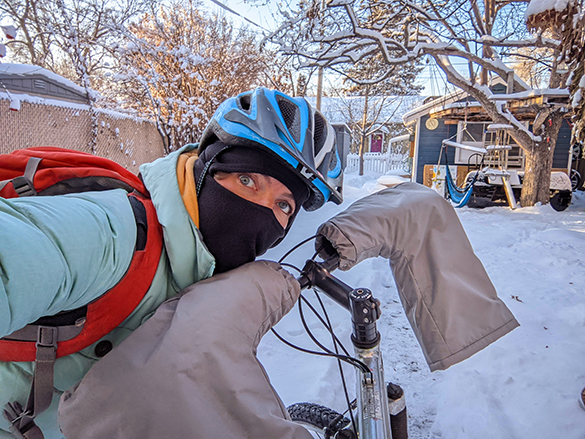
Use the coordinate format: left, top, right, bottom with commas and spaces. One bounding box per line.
0, 189, 137, 338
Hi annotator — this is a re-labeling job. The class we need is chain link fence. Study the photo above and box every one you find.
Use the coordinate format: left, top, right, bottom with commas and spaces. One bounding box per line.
0, 98, 165, 174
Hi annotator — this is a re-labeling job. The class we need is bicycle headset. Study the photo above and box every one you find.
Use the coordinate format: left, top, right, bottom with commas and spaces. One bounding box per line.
198, 87, 344, 211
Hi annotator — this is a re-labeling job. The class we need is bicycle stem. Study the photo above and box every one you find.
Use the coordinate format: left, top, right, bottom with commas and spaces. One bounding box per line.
297, 259, 352, 311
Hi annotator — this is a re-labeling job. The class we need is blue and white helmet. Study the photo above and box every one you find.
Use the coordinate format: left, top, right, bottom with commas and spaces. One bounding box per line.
199, 87, 343, 211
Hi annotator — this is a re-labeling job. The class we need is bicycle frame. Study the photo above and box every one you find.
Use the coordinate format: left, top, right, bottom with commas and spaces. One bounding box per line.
297, 259, 407, 439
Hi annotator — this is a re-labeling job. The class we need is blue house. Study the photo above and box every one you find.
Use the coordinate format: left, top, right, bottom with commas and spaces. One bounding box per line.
402, 86, 574, 190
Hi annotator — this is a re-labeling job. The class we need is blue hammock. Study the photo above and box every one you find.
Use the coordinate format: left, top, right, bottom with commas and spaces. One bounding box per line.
444, 163, 480, 208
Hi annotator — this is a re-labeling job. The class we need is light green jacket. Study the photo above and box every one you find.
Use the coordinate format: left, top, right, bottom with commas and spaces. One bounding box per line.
0, 145, 214, 438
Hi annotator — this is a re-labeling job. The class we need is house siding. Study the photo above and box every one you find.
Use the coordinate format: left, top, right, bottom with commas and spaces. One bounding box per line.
416, 115, 457, 184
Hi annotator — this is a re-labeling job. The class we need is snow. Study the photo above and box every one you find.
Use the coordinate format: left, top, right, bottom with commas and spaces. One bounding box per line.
0, 90, 152, 123
9, 95, 20, 111
377, 174, 411, 187
1, 25, 16, 39
572, 89, 582, 107
486, 144, 513, 150
489, 88, 571, 101
443, 139, 488, 154
428, 100, 483, 118
260, 171, 585, 439
487, 123, 514, 131
525, 0, 575, 19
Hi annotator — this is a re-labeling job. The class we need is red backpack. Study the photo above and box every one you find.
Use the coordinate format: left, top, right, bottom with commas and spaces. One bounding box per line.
0, 147, 164, 438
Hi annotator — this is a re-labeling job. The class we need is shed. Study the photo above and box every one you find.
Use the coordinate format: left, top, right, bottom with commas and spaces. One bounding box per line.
0, 63, 89, 104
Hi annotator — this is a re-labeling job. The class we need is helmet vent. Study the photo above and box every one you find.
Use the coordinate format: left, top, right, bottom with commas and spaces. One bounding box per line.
238, 93, 252, 113
276, 95, 301, 143
313, 111, 327, 157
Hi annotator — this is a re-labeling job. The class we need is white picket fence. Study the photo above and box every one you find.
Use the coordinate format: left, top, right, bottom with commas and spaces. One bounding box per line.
346, 152, 410, 174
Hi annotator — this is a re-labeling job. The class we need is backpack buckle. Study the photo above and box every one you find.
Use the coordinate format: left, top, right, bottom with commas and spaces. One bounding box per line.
3, 401, 43, 439
11, 176, 38, 197
36, 327, 58, 350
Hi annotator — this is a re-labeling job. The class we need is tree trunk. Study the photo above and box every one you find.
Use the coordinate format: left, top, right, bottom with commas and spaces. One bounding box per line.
358, 92, 369, 176
520, 112, 564, 206
520, 144, 554, 206
359, 132, 366, 175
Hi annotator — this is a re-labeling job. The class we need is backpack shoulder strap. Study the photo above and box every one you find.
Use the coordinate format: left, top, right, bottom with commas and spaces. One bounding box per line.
0, 156, 42, 196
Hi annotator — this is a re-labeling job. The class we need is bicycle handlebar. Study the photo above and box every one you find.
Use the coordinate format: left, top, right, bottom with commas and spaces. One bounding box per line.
296, 257, 353, 311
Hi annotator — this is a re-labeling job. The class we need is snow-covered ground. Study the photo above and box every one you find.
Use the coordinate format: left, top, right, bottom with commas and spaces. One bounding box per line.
260, 171, 585, 439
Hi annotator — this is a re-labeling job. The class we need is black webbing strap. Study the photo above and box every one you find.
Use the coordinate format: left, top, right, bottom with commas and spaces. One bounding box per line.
3, 401, 44, 439
0, 157, 42, 196
2, 322, 85, 439
3, 326, 56, 439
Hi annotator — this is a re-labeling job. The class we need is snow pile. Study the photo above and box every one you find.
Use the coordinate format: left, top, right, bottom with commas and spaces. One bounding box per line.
377, 174, 412, 187
260, 171, 585, 439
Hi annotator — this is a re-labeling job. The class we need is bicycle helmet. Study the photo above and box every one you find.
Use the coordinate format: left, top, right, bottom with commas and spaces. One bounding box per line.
199, 87, 343, 211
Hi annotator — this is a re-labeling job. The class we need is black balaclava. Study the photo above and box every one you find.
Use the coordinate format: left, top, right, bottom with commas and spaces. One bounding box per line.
194, 141, 310, 274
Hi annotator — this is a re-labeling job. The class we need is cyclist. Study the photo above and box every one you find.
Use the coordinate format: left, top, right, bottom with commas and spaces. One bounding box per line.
0, 87, 342, 439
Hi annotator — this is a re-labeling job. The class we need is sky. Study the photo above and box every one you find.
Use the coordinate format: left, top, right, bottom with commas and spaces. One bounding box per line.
204, 0, 460, 97
260, 170, 585, 439
206, 0, 279, 32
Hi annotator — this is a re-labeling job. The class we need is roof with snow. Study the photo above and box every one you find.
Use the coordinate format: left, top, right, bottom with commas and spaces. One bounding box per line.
525, 0, 575, 19
402, 90, 466, 125
0, 63, 89, 104
403, 82, 570, 125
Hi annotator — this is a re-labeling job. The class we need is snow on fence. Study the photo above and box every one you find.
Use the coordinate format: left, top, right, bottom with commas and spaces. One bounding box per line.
0, 98, 165, 174
346, 152, 410, 174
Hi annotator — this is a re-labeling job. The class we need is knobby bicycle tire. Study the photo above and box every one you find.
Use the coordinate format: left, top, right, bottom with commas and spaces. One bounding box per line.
287, 402, 354, 438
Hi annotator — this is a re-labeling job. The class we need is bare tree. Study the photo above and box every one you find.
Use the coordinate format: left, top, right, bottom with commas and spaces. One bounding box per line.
335, 53, 420, 174
0, 0, 156, 84
113, 0, 270, 153
266, 0, 573, 206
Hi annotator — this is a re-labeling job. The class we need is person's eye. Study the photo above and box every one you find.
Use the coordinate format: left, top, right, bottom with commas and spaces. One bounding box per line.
239, 174, 255, 188
277, 200, 292, 215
